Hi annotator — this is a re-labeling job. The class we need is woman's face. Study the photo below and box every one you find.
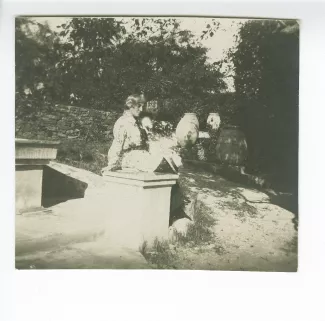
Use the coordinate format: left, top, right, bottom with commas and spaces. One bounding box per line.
129, 101, 144, 118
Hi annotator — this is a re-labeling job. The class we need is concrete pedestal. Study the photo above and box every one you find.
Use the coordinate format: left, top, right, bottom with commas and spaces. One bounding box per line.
100, 171, 179, 249
15, 139, 59, 214
16, 165, 44, 213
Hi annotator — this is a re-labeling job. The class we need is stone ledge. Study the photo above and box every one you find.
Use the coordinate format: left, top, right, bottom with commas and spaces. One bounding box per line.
103, 170, 179, 188
16, 138, 60, 161
15, 138, 60, 146
16, 160, 50, 166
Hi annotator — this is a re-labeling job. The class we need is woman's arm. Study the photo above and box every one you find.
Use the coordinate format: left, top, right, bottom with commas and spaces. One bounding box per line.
103, 124, 127, 172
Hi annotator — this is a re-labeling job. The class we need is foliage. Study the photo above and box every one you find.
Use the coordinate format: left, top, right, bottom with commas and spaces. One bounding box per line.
139, 197, 218, 269
175, 199, 216, 246
151, 120, 174, 137
15, 92, 43, 119
139, 239, 177, 269
56, 139, 108, 175
15, 18, 61, 113
126, 18, 226, 102
54, 18, 127, 108
16, 17, 226, 116
200, 19, 221, 40
15, 16, 227, 132
227, 19, 299, 188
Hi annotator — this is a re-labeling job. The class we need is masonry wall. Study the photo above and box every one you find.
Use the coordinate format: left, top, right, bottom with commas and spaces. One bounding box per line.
15, 104, 120, 142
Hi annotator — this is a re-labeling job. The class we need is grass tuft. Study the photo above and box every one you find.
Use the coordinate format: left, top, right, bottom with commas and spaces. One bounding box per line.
139, 238, 177, 269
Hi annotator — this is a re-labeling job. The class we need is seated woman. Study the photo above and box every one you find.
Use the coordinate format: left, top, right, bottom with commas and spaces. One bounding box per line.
101, 94, 148, 173
101, 94, 179, 174
101, 94, 188, 224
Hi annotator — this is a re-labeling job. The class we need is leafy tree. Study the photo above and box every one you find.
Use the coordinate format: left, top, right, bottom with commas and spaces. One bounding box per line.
15, 17, 61, 117
16, 17, 229, 138
55, 18, 127, 108
120, 19, 226, 120
53, 17, 226, 123
227, 19, 299, 189
17, 17, 227, 119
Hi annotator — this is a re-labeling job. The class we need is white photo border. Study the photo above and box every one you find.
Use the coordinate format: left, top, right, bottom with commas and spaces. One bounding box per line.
1, 1, 325, 320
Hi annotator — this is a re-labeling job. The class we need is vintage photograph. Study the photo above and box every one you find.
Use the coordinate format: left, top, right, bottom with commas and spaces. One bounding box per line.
15, 16, 299, 271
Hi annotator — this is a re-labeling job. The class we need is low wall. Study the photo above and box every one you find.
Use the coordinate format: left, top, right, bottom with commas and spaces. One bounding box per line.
16, 104, 119, 141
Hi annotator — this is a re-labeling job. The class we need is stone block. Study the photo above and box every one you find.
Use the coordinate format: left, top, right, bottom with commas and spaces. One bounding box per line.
16, 165, 44, 213
15, 139, 59, 161
15, 139, 60, 214
98, 171, 179, 249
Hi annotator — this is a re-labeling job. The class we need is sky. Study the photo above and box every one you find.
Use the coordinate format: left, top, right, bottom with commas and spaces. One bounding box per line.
31, 16, 251, 91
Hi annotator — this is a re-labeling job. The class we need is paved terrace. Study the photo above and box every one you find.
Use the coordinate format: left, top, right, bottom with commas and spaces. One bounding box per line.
16, 161, 297, 271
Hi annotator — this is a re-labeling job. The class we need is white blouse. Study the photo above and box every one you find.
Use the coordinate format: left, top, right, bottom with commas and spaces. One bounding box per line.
105, 110, 148, 171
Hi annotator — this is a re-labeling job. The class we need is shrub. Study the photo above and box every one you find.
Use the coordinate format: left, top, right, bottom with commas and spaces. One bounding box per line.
56, 139, 109, 175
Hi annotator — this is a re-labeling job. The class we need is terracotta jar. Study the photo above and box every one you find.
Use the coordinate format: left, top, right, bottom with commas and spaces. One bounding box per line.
215, 125, 248, 166
175, 113, 199, 147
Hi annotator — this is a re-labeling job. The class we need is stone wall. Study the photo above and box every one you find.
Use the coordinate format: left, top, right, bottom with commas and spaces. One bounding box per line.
15, 104, 120, 142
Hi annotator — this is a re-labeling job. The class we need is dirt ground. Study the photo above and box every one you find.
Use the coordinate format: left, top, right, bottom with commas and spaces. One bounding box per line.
153, 166, 298, 272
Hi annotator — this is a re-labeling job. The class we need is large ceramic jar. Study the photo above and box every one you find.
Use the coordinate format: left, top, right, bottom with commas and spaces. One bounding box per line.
175, 113, 199, 147
207, 112, 221, 131
215, 125, 248, 166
